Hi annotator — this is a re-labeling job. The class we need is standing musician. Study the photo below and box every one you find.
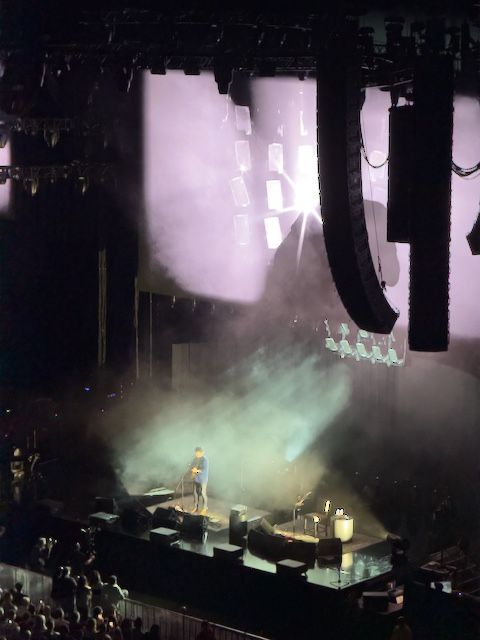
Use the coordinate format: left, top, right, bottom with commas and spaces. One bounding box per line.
190, 446, 208, 514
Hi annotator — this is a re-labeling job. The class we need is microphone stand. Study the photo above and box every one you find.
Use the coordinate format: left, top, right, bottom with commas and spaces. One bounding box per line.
174, 466, 191, 512
292, 491, 312, 536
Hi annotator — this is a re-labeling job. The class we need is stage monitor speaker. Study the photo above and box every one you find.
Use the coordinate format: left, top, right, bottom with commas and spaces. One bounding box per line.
120, 505, 152, 534
213, 543, 244, 562
276, 559, 308, 579
247, 527, 286, 560
229, 507, 248, 546
150, 527, 180, 546
363, 592, 389, 613
152, 506, 177, 529
285, 539, 317, 567
95, 497, 118, 514
180, 512, 208, 539
317, 537, 342, 561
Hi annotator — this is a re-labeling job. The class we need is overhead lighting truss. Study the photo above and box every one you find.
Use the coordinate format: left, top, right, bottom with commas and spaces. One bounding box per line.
0, 9, 477, 87
0, 162, 113, 195
0, 117, 103, 148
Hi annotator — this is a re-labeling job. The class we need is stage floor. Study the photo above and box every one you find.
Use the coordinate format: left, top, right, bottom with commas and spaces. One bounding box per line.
55, 493, 392, 594
142, 495, 392, 591
171, 527, 391, 591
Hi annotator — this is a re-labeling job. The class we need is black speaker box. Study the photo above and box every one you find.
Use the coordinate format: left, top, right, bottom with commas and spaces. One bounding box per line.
363, 592, 389, 613
276, 559, 308, 579
180, 512, 208, 538
119, 500, 153, 534
285, 539, 317, 567
150, 527, 180, 546
317, 537, 342, 561
229, 510, 248, 546
152, 506, 177, 529
248, 527, 287, 560
213, 543, 244, 562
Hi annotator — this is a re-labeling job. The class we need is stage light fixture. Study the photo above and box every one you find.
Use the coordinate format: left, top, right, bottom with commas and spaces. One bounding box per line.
150, 58, 167, 75
214, 61, 233, 95
44, 127, 60, 149
339, 339, 353, 358
233, 214, 250, 246
183, 61, 201, 76
77, 175, 89, 196
235, 140, 251, 172
23, 176, 39, 197
235, 105, 252, 136
117, 66, 134, 93
229, 176, 249, 207
325, 337, 338, 352
268, 143, 284, 173
324, 319, 406, 367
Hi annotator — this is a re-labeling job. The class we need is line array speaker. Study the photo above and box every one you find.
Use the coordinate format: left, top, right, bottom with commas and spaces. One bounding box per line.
316, 39, 399, 334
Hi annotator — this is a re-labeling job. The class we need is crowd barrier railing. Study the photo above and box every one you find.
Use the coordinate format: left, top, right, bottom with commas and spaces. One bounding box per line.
0, 563, 267, 640
117, 598, 267, 640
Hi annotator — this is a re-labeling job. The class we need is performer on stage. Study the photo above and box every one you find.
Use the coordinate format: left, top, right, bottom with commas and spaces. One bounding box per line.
191, 446, 208, 513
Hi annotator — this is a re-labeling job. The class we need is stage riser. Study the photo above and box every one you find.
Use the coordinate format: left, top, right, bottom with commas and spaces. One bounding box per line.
93, 527, 343, 640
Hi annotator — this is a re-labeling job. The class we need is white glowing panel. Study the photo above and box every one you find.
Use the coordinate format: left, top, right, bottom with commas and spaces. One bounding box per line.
264, 216, 283, 249
235, 140, 251, 172
266, 180, 283, 211
230, 176, 250, 207
235, 105, 252, 135
268, 143, 284, 173
234, 214, 250, 245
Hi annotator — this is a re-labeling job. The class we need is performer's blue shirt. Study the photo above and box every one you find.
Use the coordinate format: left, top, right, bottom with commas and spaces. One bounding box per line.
192, 455, 209, 484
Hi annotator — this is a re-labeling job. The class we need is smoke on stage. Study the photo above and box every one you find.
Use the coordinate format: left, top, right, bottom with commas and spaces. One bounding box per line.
99, 345, 350, 510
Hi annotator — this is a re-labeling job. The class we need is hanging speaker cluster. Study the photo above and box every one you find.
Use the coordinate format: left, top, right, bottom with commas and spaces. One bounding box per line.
387, 55, 454, 352
317, 46, 399, 335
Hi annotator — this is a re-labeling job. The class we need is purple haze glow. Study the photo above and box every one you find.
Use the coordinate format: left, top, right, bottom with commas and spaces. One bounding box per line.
142, 73, 480, 338
142, 71, 267, 303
